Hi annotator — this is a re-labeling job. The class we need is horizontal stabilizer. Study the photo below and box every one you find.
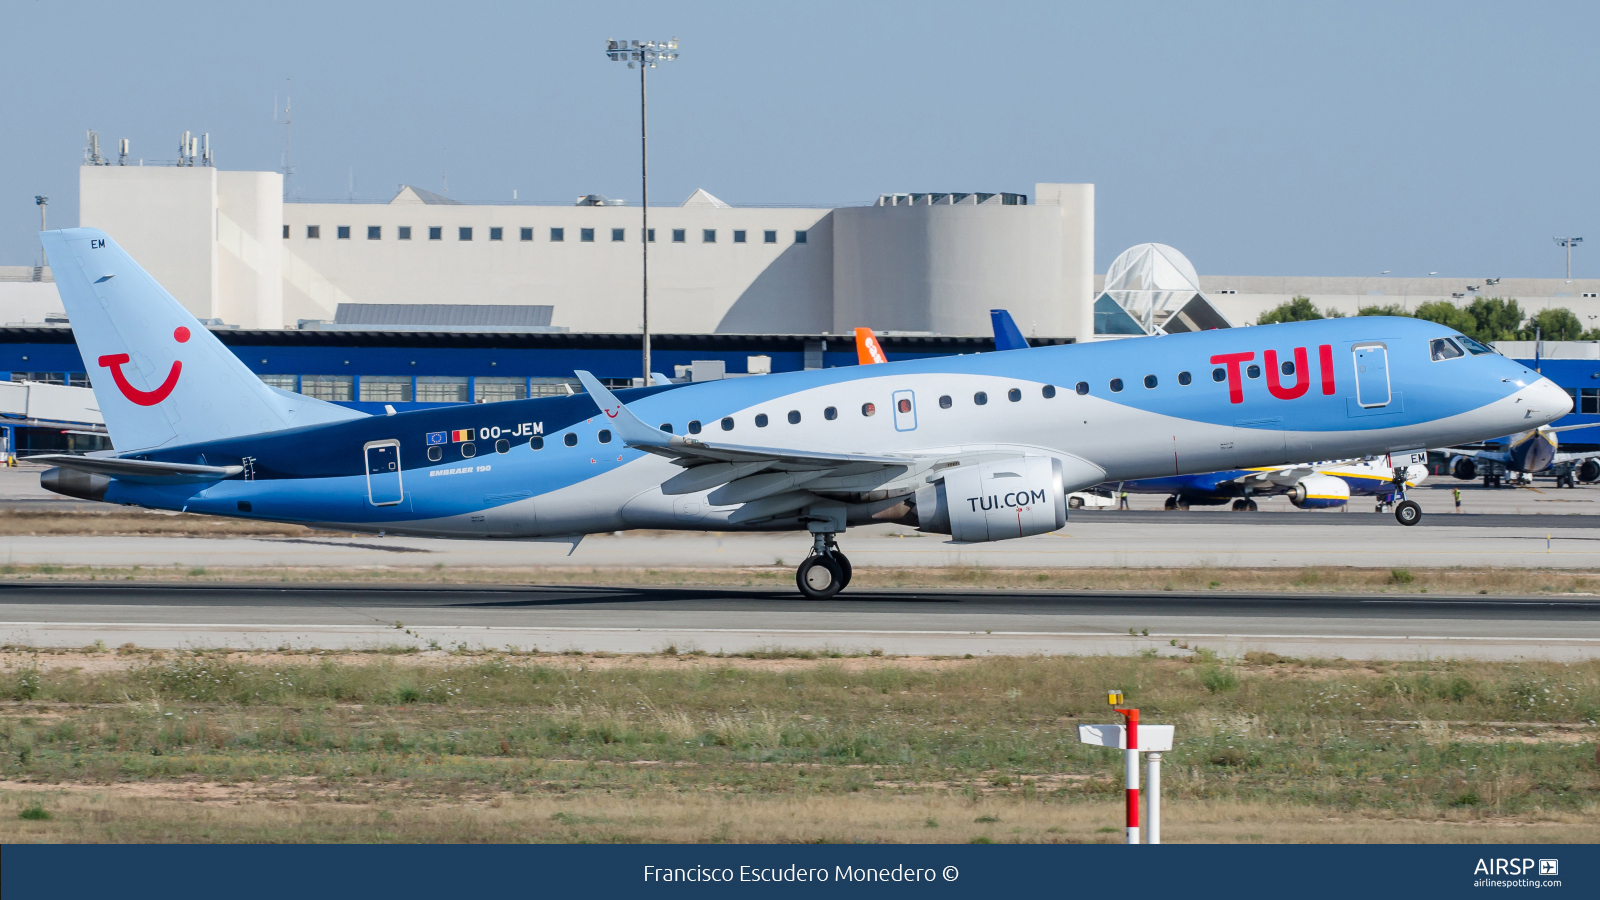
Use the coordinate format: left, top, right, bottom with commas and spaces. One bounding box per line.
29, 454, 242, 484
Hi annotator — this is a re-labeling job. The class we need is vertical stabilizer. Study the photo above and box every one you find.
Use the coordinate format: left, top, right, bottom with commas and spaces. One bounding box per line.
990, 309, 1031, 351
38, 227, 363, 452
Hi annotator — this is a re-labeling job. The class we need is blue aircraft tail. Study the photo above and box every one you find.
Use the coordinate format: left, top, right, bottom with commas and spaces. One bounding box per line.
990, 309, 1030, 351
39, 227, 363, 452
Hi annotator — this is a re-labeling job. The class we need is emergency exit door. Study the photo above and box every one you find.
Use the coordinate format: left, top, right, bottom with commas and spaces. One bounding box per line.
1352, 343, 1391, 408
364, 440, 404, 506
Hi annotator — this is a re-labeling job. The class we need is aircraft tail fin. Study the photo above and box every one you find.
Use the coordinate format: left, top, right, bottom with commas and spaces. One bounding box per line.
854, 327, 888, 364
990, 309, 1030, 351
38, 227, 363, 452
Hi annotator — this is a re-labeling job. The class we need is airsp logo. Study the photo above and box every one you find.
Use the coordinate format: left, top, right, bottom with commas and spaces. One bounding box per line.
1473, 858, 1548, 876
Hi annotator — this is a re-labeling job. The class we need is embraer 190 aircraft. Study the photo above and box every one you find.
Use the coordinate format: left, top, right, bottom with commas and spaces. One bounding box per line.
33, 228, 1572, 598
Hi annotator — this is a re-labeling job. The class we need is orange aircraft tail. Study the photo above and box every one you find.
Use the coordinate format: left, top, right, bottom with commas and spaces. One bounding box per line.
855, 327, 888, 365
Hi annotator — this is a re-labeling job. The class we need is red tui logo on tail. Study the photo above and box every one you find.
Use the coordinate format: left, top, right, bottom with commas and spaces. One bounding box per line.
97, 327, 189, 406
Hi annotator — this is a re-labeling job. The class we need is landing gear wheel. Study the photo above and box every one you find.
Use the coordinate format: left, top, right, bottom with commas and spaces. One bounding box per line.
796, 555, 844, 600
1069, 496, 1084, 509
1244, 499, 1258, 512
1231, 499, 1245, 511
833, 552, 853, 589
1164, 496, 1178, 511
1394, 499, 1422, 526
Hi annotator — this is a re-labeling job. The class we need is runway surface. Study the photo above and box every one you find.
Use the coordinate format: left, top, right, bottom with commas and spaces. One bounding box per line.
3, 581, 1596, 660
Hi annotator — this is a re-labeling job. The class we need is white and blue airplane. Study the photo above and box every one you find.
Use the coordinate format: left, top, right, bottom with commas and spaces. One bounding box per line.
32, 228, 1572, 598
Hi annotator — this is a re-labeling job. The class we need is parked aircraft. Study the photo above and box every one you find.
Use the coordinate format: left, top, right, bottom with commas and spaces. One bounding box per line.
1448, 425, 1600, 488
1107, 455, 1429, 514
33, 229, 1572, 598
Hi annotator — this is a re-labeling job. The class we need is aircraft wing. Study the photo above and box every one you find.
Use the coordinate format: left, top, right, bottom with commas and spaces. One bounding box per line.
1552, 450, 1600, 465
27, 454, 244, 483
574, 369, 911, 473
1450, 447, 1510, 463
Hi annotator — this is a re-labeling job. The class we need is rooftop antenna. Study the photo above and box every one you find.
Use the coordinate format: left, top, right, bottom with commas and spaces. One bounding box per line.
348, 166, 355, 201
442, 147, 448, 195
35, 196, 47, 264
201, 132, 212, 167
274, 79, 294, 198
117, 138, 129, 166
83, 131, 105, 166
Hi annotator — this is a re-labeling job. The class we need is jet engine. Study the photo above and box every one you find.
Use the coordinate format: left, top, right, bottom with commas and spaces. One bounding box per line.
915, 456, 1066, 542
1450, 456, 1477, 480
1288, 473, 1350, 509
1580, 459, 1600, 484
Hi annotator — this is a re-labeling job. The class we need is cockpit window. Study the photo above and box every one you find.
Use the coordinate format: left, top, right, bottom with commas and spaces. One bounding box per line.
1430, 337, 1465, 361
1454, 334, 1497, 356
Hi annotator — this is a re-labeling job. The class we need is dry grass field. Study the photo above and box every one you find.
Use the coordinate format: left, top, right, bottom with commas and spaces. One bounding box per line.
0, 649, 1596, 843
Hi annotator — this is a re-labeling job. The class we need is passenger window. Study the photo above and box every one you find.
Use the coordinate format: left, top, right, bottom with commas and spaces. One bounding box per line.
427, 445, 442, 462
1281, 359, 1296, 375
495, 439, 509, 454
659, 423, 674, 433
861, 403, 876, 416
824, 406, 837, 420
1178, 371, 1192, 385
530, 436, 544, 450
461, 442, 477, 458
721, 417, 734, 431
1431, 338, 1465, 361
1246, 365, 1261, 379
598, 429, 612, 443
1007, 388, 1021, 402
688, 420, 702, 434
1042, 385, 1056, 398
564, 433, 577, 447
787, 410, 801, 424
1075, 382, 1089, 395
755, 414, 769, 427
1212, 368, 1226, 382
1143, 375, 1157, 389
939, 395, 952, 408
974, 391, 988, 405
1109, 379, 1123, 393
897, 398, 911, 413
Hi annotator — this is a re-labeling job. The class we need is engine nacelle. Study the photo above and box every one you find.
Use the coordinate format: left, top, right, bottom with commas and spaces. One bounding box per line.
1288, 473, 1350, 509
1580, 459, 1600, 484
1450, 456, 1477, 480
915, 456, 1066, 543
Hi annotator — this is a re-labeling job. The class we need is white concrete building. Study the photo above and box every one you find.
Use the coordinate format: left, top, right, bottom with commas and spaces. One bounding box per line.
6, 160, 1600, 339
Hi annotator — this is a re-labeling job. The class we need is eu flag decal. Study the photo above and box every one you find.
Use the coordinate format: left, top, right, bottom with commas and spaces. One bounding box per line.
451, 429, 474, 443
426, 432, 447, 446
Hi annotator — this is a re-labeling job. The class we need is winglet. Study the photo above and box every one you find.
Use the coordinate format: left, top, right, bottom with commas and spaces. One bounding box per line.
650, 372, 674, 386
990, 309, 1030, 351
574, 370, 680, 448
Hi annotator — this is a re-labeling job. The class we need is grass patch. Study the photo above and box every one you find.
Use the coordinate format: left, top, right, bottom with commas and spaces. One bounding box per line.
0, 651, 1595, 843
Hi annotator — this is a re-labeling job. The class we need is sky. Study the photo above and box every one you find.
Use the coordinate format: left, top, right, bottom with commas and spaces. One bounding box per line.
2, 1, 1597, 278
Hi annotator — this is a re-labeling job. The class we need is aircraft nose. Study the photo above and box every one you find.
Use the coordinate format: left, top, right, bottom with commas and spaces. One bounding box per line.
1525, 377, 1572, 425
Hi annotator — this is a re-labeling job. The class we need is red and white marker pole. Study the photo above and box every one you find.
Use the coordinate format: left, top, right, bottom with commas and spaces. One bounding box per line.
1118, 707, 1139, 844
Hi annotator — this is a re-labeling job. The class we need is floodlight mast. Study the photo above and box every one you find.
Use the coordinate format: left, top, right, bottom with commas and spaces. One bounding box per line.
1554, 237, 1584, 282
607, 38, 681, 382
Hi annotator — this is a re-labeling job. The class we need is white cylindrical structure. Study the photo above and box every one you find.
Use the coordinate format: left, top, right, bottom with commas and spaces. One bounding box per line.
1146, 751, 1162, 845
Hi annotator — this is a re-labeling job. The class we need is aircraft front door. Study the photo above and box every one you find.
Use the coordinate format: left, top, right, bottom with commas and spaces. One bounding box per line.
364, 440, 404, 506
1353, 343, 1391, 408
892, 390, 917, 432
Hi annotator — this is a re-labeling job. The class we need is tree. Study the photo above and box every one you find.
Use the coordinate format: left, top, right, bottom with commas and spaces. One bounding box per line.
1357, 303, 1411, 317
1519, 307, 1584, 341
1464, 297, 1524, 343
1256, 296, 1323, 325
1412, 300, 1477, 336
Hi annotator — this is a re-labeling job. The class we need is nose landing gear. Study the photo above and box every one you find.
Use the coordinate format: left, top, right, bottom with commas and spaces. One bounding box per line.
796, 532, 852, 600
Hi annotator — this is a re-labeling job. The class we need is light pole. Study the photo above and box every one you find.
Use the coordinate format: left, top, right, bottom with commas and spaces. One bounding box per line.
1554, 237, 1583, 282
607, 37, 680, 383
34, 196, 47, 266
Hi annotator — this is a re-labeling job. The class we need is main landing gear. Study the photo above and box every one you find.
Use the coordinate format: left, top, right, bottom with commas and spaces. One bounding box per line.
796, 532, 852, 600
1387, 473, 1422, 526
1230, 498, 1258, 511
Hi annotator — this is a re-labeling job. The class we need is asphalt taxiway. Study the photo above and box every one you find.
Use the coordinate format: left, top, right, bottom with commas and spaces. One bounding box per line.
1, 581, 1596, 660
